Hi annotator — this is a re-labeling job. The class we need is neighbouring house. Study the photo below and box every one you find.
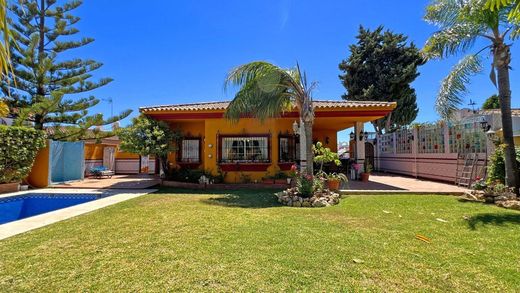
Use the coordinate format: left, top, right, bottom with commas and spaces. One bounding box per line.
140, 100, 396, 183
84, 136, 157, 175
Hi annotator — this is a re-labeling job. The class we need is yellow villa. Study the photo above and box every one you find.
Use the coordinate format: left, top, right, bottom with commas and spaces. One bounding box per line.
140, 100, 396, 183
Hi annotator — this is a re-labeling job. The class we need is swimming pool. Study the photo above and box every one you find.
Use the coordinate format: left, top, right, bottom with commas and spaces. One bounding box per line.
0, 193, 105, 225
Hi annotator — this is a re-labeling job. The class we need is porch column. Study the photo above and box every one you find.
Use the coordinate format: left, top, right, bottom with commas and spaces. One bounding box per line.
355, 122, 365, 172
299, 118, 307, 172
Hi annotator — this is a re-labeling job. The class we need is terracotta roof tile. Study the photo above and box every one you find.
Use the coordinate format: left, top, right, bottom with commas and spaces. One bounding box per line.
480, 108, 520, 117
140, 100, 396, 112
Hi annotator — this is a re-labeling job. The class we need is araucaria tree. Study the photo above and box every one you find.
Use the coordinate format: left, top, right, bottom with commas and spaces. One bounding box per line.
339, 26, 424, 134
224, 61, 316, 174
118, 115, 180, 176
423, 0, 520, 189
2, 0, 130, 140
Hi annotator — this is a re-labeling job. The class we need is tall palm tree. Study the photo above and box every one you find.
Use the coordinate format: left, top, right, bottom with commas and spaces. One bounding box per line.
424, 0, 520, 189
224, 61, 317, 174
487, 0, 520, 23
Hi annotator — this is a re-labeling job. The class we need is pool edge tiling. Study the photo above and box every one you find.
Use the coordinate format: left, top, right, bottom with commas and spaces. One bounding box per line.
0, 188, 155, 240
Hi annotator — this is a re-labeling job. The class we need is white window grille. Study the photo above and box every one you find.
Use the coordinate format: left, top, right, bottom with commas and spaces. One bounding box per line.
221, 136, 269, 163
180, 139, 200, 162
379, 133, 394, 154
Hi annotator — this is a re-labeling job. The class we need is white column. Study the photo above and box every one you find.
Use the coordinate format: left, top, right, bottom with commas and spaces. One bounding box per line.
299, 119, 307, 173
412, 127, 419, 178
355, 122, 365, 172
443, 123, 450, 154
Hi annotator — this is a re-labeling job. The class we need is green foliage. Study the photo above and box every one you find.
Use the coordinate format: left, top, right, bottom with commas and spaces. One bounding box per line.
423, 0, 519, 119
339, 26, 424, 133
486, 0, 520, 27
363, 161, 373, 174
0, 125, 46, 183
296, 173, 314, 198
436, 55, 483, 119
327, 172, 348, 182
224, 61, 317, 174
487, 144, 520, 184
482, 94, 500, 109
168, 168, 207, 183
313, 141, 341, 172
118, 115, 179, 158
0, 99, 7, 117
3, 0, 131, 140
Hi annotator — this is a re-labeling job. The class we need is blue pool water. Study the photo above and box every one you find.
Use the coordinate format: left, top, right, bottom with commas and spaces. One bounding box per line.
0, 193, 102, 225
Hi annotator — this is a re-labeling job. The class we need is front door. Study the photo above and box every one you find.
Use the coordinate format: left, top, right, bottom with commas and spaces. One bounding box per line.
103, 146, 116, 171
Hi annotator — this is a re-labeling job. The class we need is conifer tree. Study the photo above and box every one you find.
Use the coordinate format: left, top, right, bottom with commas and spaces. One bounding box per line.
2, 0, 131, 140
339, 26, 424, 134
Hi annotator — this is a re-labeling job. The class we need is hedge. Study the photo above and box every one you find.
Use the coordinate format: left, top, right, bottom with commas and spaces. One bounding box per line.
0, 126, 47, 184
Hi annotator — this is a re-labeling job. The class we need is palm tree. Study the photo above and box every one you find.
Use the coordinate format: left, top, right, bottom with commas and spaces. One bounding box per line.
224, 61, 317, 174
486, 0, 520, 23
424, 0, 520, 189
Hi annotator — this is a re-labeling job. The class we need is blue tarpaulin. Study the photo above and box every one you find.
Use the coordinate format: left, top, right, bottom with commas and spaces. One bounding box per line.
49, 140, 85, 183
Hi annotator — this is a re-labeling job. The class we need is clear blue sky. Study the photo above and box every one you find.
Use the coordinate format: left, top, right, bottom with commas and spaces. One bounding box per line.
72, 0, 520, 141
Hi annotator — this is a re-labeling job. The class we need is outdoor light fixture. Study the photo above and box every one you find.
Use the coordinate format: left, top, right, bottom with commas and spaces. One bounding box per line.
292, 121, 299, 134
486, 129, 498, 142
349, 131, 355, 141
359, 131, 368, 141
480, 117, 491, 132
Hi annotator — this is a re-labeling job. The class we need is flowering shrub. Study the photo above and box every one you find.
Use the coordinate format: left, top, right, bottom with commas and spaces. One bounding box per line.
296, 173, 314, 197
471, 177, 487, 191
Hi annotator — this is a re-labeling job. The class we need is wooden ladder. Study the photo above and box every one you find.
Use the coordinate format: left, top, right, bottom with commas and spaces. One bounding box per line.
455, 153, 478, 187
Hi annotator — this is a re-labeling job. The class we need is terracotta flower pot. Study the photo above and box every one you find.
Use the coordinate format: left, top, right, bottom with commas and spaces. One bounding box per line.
0, 182, 20, 194
360, 173, 370, 182
327, 180, 340, 191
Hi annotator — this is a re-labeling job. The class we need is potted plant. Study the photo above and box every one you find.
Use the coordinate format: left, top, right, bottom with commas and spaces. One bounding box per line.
273, 171, 289, 184
360, 161, 372, 182
326, 172, 348, 191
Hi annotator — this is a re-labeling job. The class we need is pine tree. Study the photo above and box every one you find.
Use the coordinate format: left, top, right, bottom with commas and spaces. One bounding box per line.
339, 26, 424, 134
2, 0, 131, 140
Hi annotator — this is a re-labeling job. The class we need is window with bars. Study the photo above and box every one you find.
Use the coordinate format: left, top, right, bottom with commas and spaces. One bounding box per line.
179, 138, 201, 163
220, 136, 270, 163
278, 135, 298, 162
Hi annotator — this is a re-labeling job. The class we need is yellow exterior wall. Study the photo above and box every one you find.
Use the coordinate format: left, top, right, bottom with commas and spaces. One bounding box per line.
163, 117, 339, 183
84, 144, 104, 160
26, 143, 50, 188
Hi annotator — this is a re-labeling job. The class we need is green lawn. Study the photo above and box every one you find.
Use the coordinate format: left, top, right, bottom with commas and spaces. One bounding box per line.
1, 189, 520, 292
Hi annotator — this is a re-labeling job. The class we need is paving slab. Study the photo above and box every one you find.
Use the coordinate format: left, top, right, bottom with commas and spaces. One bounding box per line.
51, 174, 161, 189
342, 173, 467, 195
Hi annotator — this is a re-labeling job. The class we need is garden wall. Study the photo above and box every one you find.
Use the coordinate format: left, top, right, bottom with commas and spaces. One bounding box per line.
374, 122, 488, 184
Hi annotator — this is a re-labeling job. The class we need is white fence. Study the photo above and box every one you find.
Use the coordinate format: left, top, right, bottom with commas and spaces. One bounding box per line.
375, 121, 488, 183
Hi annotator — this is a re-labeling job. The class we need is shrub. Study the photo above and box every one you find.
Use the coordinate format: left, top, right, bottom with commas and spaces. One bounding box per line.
487, 144, 520, 185
0, 126, 47, 183
296, 174, 315, 198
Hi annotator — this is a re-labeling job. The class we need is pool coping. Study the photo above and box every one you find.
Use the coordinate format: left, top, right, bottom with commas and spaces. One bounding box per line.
0, 188, 156, 241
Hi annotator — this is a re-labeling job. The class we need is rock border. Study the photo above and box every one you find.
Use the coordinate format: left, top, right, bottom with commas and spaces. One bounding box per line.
275, 187, 340, 208
462, 190, 520, 211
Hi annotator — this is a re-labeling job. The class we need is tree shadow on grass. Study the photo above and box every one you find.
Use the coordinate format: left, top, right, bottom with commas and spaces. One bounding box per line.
467, 213, 520, 230
156, 188, 284, 209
